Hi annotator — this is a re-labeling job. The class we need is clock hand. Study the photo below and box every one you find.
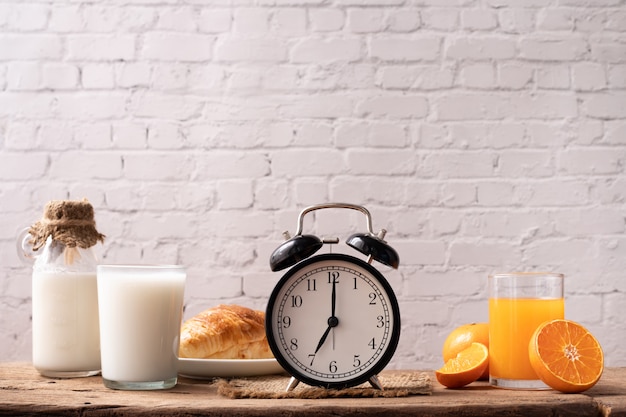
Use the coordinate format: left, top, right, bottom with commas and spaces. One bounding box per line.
314, 316, 339, 354
331, 276, 336, 350
315, 277, 339, 354
331, 273, 336, 317
314, 324, 332, 354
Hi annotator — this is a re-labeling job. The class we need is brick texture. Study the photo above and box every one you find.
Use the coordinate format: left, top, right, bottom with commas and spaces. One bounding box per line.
1, 1, 625, 372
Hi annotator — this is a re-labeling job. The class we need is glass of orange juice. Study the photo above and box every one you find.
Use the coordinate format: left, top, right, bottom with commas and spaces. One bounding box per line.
488, 272, 564, 389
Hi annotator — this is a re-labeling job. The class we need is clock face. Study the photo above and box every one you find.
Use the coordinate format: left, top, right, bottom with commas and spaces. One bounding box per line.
266, 253, 401, 389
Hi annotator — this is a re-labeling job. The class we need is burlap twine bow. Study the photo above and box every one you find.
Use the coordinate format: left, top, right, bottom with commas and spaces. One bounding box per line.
28, 199, 104, 264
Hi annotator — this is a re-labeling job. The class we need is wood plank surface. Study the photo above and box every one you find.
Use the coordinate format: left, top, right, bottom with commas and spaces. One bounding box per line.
1, 363, 624, 417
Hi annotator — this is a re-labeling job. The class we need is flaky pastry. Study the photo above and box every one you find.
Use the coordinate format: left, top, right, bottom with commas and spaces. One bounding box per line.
179, 304, 273, 359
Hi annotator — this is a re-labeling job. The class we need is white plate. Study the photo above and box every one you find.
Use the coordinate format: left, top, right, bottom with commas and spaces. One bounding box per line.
178, 358, 285, 379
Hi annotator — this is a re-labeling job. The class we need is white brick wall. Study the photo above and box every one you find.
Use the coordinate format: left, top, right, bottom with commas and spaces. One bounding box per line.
1, 1, 625, 371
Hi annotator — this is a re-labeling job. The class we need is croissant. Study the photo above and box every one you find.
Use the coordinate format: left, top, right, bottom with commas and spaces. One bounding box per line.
179, 304, 274, 359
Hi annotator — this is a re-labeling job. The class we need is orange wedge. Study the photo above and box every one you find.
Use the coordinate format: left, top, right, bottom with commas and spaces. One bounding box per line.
529, 319, 604, 393
435, 342, 489, 388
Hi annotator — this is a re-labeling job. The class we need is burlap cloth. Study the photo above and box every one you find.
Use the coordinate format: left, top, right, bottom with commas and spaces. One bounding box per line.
29, 199, 104, 251
216, 371, 431, 399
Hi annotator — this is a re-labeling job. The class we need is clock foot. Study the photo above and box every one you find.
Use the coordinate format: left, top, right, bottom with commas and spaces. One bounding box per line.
286, 376, 300, 392
368, 374, 383, 390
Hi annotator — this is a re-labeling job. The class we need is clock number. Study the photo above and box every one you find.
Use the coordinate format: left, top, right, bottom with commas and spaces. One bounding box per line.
328, 271, 339, 284
376, 315, 384, 328
308, 354, 315, 366
282, 316, 291, 328
291, 295, 302, 308
329, 360, 337, 373
353, 355, 361, 367
368, 337, 376, 350
369, 292, 377, 305
290, 338, 298, 350
307, 278, 317, 291
353, 277, 358, 289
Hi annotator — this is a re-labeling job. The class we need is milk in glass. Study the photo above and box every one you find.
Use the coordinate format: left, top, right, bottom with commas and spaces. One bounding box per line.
97, 265, 185, 390
32, 271, 101, 375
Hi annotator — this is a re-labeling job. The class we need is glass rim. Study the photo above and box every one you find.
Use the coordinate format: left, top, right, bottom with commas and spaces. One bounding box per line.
489, 272, 564, 279
97, 264, 185, 271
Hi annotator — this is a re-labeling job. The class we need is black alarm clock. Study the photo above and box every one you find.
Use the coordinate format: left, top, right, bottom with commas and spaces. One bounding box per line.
266, 203, 400, 391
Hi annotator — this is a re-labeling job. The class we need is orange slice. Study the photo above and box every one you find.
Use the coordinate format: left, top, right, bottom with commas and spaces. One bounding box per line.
435, 342, 488, 388
529, 319, 604, 393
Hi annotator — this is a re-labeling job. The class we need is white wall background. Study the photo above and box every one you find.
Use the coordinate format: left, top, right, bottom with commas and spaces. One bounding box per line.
0, 0, 625, 371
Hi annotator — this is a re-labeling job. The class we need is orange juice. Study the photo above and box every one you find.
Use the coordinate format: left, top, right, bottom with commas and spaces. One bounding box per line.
489, 297, 564, 380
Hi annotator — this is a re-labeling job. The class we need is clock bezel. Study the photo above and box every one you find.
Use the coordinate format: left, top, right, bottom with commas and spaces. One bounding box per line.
265, 253, 401, 389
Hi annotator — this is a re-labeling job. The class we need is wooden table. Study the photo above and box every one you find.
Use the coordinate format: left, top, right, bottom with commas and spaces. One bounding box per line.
1, 363, 625, 416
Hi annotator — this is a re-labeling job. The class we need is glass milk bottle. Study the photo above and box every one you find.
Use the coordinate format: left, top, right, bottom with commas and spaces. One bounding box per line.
18, 199, 105, 377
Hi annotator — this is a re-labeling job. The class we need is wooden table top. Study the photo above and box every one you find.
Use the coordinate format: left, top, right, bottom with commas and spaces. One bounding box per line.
1, 362, 625, 416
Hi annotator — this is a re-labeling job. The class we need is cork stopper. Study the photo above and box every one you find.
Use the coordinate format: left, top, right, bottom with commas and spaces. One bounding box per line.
28, 199, 105, 252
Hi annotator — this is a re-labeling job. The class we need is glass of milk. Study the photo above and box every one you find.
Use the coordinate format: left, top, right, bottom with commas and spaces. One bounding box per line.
97, 265, 186, 390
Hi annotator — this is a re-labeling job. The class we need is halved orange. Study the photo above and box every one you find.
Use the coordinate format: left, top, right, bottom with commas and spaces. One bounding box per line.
529, 319, 604, 393
435, 342, 489, 388
442, 323, 490, 380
